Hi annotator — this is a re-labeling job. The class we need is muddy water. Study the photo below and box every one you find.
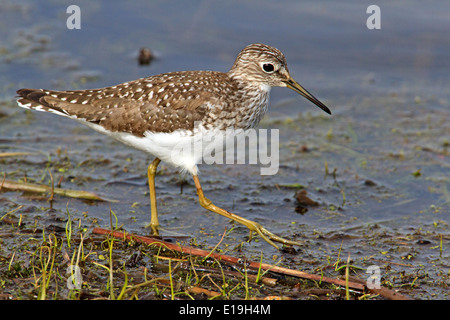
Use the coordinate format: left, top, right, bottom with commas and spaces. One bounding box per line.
0, 1, 449, 299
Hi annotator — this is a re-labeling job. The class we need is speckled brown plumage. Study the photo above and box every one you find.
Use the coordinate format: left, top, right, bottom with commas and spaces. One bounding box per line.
17, 43, 330, 139
17, 69, 271, 136
15, 43, 331, 249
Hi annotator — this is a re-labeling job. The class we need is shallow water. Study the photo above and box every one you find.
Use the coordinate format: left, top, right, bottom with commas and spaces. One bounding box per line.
0, 0, 449, 299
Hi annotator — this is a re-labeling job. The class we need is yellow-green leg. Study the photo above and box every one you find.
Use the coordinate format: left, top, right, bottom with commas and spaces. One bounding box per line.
146, 157, 161, 235
192, 175, 301, 249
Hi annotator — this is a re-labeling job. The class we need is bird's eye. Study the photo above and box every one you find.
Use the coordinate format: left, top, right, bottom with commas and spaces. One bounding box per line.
262, 63, 275, 73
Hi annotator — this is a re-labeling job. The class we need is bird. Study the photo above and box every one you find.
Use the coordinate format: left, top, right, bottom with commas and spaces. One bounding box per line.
16, 43, 331, 249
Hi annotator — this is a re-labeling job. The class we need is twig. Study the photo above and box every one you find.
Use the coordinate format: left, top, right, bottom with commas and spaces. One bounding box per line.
0, 179, 116, 202
187, 286, 221, 298
0, 152, 34, 158
91, 227, 412, 300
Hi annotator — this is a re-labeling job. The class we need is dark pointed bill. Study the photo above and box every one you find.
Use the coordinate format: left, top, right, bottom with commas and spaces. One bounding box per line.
285, 77, 331, 115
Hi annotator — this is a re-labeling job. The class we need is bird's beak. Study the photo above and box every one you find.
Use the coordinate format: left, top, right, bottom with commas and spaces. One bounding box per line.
285, 77, 331, 115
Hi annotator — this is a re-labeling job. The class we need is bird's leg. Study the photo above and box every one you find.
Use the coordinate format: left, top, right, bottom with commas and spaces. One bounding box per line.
192, 175, 301, 249
145, 157, 161, 235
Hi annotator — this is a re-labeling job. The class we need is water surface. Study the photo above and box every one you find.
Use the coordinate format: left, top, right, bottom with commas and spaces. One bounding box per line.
0, 0, 448, 299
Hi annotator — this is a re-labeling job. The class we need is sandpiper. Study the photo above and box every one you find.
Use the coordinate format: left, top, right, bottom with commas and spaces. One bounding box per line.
16, 43, 331, 249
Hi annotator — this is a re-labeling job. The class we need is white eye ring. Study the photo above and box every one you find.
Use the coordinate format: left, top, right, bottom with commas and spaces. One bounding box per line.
261, 63, 275, 73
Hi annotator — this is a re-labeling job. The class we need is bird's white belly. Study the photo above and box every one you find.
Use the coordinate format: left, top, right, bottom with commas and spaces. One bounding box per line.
82, 120, 239, 176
